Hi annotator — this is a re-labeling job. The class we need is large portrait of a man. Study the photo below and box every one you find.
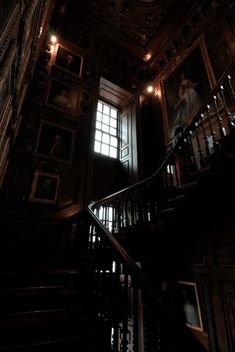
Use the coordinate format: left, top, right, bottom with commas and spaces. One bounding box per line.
55, 44, 83, 77
162, 36, 215, 144
35, 120, 75, 163
46, 79, 80, 116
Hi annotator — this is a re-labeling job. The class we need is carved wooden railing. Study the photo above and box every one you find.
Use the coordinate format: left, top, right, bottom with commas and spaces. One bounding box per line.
90, 60, 235, 230
80, 62, 235, 351
75, 210, 207, 352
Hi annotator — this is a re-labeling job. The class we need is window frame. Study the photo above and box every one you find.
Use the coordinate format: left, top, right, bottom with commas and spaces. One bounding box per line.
94, 99, 120, 159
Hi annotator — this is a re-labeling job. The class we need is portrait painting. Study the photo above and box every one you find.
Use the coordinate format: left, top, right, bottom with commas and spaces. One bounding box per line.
176, 281, 203, 332
55, 44, 82, 77
162, 37, 214, 143
35, 120, 75, 163
29, 171, 60, 204
47, 79, 79, 115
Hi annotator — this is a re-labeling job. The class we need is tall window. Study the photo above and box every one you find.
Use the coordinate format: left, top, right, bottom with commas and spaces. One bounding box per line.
94, 100, 118, 158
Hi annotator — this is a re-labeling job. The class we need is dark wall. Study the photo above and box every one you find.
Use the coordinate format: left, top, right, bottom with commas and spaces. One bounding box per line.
139, 95, 165, 179
91, 154, 125, 201
2, 1, 154, 210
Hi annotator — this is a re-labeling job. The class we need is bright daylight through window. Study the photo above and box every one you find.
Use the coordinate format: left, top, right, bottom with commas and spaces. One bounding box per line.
94, 100, 118, 158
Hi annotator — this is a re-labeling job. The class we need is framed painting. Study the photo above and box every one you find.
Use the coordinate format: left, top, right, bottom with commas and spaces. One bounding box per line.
161, 36, 215, 144
176, 281, 203, 332
55, 44, 83, 77
35, 120, 75, 163
29, 171, 60, 204
46, 79, 80, 116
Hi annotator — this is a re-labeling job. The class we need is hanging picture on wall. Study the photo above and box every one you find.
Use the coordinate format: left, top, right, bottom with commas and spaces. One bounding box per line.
55, 44, 83, 77
35, 120, 75, 163
29, 171, 60, 204
46, 79, 80, 115
161, 35, 215, 144
176, 281, 204, 332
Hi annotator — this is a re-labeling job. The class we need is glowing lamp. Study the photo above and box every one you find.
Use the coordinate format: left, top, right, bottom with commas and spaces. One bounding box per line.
50, 35, 58, 44
146, 85, 154, 93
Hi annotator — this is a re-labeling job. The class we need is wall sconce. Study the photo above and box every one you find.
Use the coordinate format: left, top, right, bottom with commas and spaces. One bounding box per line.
143, 83, 162, 102
48, 34, 59, 58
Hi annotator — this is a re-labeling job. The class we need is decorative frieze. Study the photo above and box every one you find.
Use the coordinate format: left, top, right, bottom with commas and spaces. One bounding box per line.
0, 3, 20, 61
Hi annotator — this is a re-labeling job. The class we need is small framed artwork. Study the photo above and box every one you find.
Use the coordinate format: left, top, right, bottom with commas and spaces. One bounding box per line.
176, 281, 203, 331
46, 79, 80, 116
55, 44, 83, 77
161, 35, 215, 144
35, 120, 75, 163
29, 171, 60, 204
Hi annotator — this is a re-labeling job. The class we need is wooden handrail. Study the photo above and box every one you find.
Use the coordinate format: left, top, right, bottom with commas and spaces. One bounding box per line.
87, 204, 208, 352
89, 58, 235, 209
86, 59, 235, 351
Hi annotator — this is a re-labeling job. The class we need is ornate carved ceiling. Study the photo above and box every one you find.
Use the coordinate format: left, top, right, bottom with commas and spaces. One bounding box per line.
92, 0, 177, 47
89, 0, 196, 60
53, 0, 210, 71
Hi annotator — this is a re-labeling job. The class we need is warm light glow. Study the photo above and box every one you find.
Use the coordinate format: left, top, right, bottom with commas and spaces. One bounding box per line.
139, 94, 144, 105
50, 35, 58, 44
38, 26, 43, 38
143, 53, 152, 62
146, 85, 154, 93
154, 87, 162, 99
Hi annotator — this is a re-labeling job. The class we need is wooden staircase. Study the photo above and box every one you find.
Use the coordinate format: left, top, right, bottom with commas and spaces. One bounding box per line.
1, 65, 235, 351
0, 266, 111, 351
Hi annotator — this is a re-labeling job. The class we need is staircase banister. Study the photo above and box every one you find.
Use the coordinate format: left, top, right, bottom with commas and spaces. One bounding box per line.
89, 59, 235, 210
88, 205, 173, 319
89, 145, 173, 209
183, 58, 235, 136
86, 60, 235, 351
87, 205, 208, 352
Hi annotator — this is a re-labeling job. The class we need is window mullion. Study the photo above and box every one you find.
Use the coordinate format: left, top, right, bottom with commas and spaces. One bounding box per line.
94, 100, 119, 159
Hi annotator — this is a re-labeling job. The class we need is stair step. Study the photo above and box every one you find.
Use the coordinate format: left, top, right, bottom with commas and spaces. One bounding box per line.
0, 306, 84, 325
167, 194, 186, 205
0, 263, 104, 350
166, 180, 198, 198
177, 179, 198, 190
0, 286, 79, 313
0, 269, 80, 289
0, 307, 95, 348
0, 335, 91, 351
158, 207, 175, 217
188, 165, 211, 177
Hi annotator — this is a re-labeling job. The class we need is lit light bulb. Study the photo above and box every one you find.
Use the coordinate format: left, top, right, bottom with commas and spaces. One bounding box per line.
144, 53, 152, 62
147, 85, 154, 93
50, 35, 58, 44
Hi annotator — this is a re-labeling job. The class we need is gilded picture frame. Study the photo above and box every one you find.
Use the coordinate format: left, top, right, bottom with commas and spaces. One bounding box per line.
35, 120, 75, 163
160, 35, 215, 145
29, 171, 60, 204
176, 280, 204, 332
54, 44, 83, 77
46, 78, 80, 116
